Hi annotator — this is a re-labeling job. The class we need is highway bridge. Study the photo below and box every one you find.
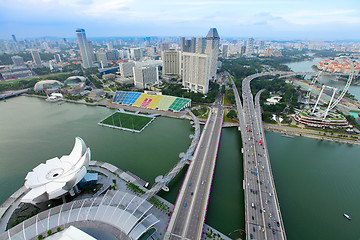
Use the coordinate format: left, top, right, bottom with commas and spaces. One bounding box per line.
0, 89, 28, 100
164, 96, 224, 240
230, 71, 287, 240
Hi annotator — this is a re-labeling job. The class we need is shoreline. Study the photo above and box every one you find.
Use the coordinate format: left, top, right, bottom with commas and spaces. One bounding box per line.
263, 123, 360, 145
22, 93, 239, 127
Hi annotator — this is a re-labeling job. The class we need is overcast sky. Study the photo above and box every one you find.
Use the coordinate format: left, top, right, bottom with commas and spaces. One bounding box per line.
1, 0, 359, 40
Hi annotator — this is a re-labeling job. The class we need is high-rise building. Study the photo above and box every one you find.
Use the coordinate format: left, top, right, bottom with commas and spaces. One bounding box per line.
245, 37, 254, 57
182, 52, 210, 94
222, 44, 229, 58
162, 49, 181, 76
196, 38, 206, 54
160, 42, 170, 52
259, 41, 265, 53
96, 51, 108, 68
119, 62, 135, 77
11, 34, 17, 42
54, 54, 62, 63
133, 65, 159, 89
30, 49, 42, 66
87, 41, 95, 62
240, 46, 246, 56
130, 48, 142, 60
75, 29, 95, 69
205, 28, 220, 79
180, 37, 196, 53
12, 56, 25, 67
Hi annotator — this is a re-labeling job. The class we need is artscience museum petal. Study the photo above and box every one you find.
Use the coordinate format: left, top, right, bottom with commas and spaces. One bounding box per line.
22, 137, 91, 204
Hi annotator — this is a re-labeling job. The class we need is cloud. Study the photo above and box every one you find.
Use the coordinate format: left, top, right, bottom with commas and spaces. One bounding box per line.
161, 0, 301, 6
282, 9, 360, 25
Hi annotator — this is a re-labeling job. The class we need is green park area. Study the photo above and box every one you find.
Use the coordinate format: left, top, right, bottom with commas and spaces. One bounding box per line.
101, 112, 153, 131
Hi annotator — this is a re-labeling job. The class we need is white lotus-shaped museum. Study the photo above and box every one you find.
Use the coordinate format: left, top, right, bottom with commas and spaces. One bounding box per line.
22, 137, 91, 204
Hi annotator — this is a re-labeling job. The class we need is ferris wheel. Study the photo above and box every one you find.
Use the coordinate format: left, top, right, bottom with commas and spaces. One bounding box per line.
305, 55, 357, 119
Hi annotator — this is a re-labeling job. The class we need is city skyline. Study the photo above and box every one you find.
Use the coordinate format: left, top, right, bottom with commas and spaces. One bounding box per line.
1, 0, 360, 40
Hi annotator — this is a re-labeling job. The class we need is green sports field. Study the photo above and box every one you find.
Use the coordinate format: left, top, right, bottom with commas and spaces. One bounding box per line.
101, 112, 153, 131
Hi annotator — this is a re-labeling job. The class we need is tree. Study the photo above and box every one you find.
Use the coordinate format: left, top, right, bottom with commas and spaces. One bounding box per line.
227, 110, 237, 119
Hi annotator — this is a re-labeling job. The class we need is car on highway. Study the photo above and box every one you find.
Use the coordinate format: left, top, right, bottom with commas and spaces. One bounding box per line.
273, 229, 276, 235
184, 202, 187, 207
250, 234, 254, 239
189, 182, 191, 186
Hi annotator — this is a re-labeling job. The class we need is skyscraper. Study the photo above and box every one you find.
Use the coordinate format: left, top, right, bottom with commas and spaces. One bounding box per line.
245, 37, 254, 57
75, 29, 95, 69
162, 49, 181, 76
205, 28, 220, 79
11, 34, 17, 42
30, 49, 42, 66
130, 48, 142, 60
54, 54, 62, 63
222, 44, 229, 59
180, 37, 196, 53
182, 52, 210, 94
87, 41, 95, 62
96, 50, 108, 68
196, 38, 206, 54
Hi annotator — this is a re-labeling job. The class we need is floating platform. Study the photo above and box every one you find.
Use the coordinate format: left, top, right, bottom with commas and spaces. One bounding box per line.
98, 109, 158, 133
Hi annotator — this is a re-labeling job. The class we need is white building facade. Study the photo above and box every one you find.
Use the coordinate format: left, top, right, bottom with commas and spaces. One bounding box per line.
162, 49, 181, 76
133, 65, 159, 89
182, 52, 210, 94
119, 61, 135, 77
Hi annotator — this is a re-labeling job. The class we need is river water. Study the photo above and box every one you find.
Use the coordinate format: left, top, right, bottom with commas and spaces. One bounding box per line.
286, 57, 360, 102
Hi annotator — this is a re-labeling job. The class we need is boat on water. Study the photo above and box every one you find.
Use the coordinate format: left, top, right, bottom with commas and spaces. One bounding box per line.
343, 213, 351, 220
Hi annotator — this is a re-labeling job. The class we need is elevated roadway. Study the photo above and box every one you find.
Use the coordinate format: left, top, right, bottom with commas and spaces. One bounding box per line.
165, 97, 224, 240
230, 71, 287, 240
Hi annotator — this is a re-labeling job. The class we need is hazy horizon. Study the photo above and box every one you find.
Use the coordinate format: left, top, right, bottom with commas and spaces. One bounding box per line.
1, 0, 360, 41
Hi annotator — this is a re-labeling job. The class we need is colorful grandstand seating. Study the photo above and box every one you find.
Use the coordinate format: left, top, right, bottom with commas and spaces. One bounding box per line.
156, 95, 177, 111
147, 95, 163, 109
112, 91, 190, 112
133, 93, 147, 107
169, 98, 191, 112
112, 91, 129, 104
123, 92, 142, 105
141, 98, 153, 108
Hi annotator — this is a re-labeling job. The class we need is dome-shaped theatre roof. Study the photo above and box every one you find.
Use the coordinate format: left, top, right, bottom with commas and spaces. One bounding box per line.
34, 80, 63, 91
